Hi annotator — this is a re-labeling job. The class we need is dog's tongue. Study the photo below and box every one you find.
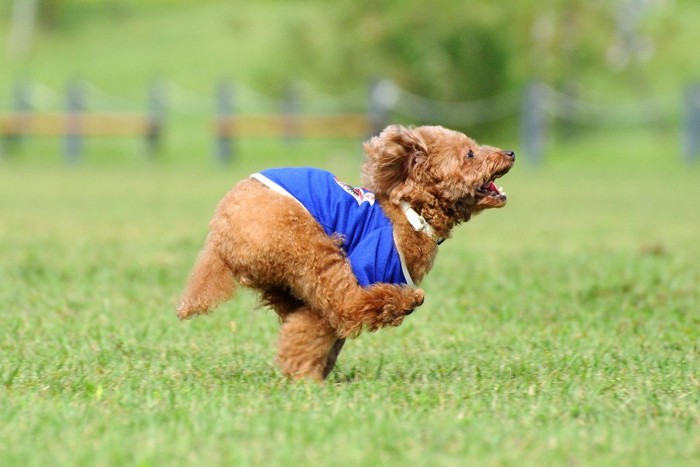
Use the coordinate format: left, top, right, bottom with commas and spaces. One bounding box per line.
485, 182, 499, 193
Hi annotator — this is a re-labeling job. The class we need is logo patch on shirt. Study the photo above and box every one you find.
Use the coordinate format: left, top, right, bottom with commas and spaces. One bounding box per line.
334, 177, 375, 206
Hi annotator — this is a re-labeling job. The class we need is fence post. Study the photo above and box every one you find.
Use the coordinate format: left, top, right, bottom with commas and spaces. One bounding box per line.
64, 80, 85, 163
146, 80, 166, 157
215, 80, 234, 164
2, 78, 31, 155
558, 81, 578, 140
368, 79, 397, 137
521, 81, 548, 165
282, 82, 300, 144
683, 83, 700, 164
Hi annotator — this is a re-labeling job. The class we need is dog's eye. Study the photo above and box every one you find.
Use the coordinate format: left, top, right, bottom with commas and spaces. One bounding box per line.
466, 149, 474, 159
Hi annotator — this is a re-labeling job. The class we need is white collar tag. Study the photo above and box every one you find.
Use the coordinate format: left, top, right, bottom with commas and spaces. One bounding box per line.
399, 201, 444, 245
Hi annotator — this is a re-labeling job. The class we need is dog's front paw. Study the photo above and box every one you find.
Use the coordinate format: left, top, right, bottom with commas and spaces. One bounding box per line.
373, 287, 424, 329
339, 285, 425, 336
410, 288, 425, 310
388, 287, 424, 320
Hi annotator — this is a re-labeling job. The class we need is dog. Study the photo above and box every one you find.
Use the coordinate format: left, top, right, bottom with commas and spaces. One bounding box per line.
176, 125, 514, 380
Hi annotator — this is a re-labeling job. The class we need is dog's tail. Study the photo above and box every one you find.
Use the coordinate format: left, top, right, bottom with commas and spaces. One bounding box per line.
176, 241, 238, 320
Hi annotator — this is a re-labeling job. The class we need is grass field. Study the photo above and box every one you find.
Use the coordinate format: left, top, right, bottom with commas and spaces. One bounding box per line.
2, 1, 699, 464
1, 138, 699, 465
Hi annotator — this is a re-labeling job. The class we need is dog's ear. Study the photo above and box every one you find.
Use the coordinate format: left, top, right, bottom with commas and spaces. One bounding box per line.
362, 125, 428, 196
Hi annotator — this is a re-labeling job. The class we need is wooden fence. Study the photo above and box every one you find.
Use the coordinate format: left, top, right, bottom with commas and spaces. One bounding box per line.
1, 79, 698, 164
0, 81, 166, 162
212, 81, 388, 163
0, 80, 388, 164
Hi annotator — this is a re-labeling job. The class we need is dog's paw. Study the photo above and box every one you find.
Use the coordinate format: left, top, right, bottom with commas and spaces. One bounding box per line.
176, 308, 193, 320
176, 301, 202, 320
410, 288, 425, 309
376, 287, 425, 328
339, 284, 425, 335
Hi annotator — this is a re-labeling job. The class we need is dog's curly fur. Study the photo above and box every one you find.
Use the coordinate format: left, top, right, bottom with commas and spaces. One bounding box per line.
176, 125, 514, 380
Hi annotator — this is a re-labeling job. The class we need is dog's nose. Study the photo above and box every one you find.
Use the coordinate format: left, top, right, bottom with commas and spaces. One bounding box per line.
503, 150, 515, 160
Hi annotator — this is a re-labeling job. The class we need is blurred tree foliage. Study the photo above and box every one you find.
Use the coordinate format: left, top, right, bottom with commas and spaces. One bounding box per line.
282, 0, 512, 100
283, 0, 675, 100
331, 0, 510, 101
5, 0, 679, 100
12, 0, 180, 29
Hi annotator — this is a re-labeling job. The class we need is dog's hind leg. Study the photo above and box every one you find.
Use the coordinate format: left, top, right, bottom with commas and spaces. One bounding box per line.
177, 239, 238, 320
263, 290, 345, 380
276, 305, 340, 381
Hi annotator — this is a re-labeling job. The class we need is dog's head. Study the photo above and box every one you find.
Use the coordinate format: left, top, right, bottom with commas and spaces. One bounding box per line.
362, 125, 514, 223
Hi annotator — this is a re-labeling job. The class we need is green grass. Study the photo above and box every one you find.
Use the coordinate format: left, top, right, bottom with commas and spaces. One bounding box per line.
1, 145, 699, 465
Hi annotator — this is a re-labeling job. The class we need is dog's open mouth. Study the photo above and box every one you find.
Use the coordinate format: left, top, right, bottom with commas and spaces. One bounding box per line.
477, 180, 507, 199
476, 166, 510, 200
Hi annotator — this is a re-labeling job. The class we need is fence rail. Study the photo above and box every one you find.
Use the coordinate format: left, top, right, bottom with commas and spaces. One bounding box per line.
214, 114, 371, 139
0, 112, 156, 137
1, 79, 698, 164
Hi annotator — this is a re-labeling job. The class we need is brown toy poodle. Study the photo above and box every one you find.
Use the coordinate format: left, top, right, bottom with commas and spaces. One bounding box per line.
177, 124, 514, 380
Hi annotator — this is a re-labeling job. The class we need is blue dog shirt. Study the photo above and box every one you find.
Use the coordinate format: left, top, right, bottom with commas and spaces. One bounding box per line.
251, 167, 414, 287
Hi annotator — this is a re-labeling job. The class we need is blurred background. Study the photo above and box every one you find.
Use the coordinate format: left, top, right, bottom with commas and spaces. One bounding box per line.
1, 0, 699, 167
